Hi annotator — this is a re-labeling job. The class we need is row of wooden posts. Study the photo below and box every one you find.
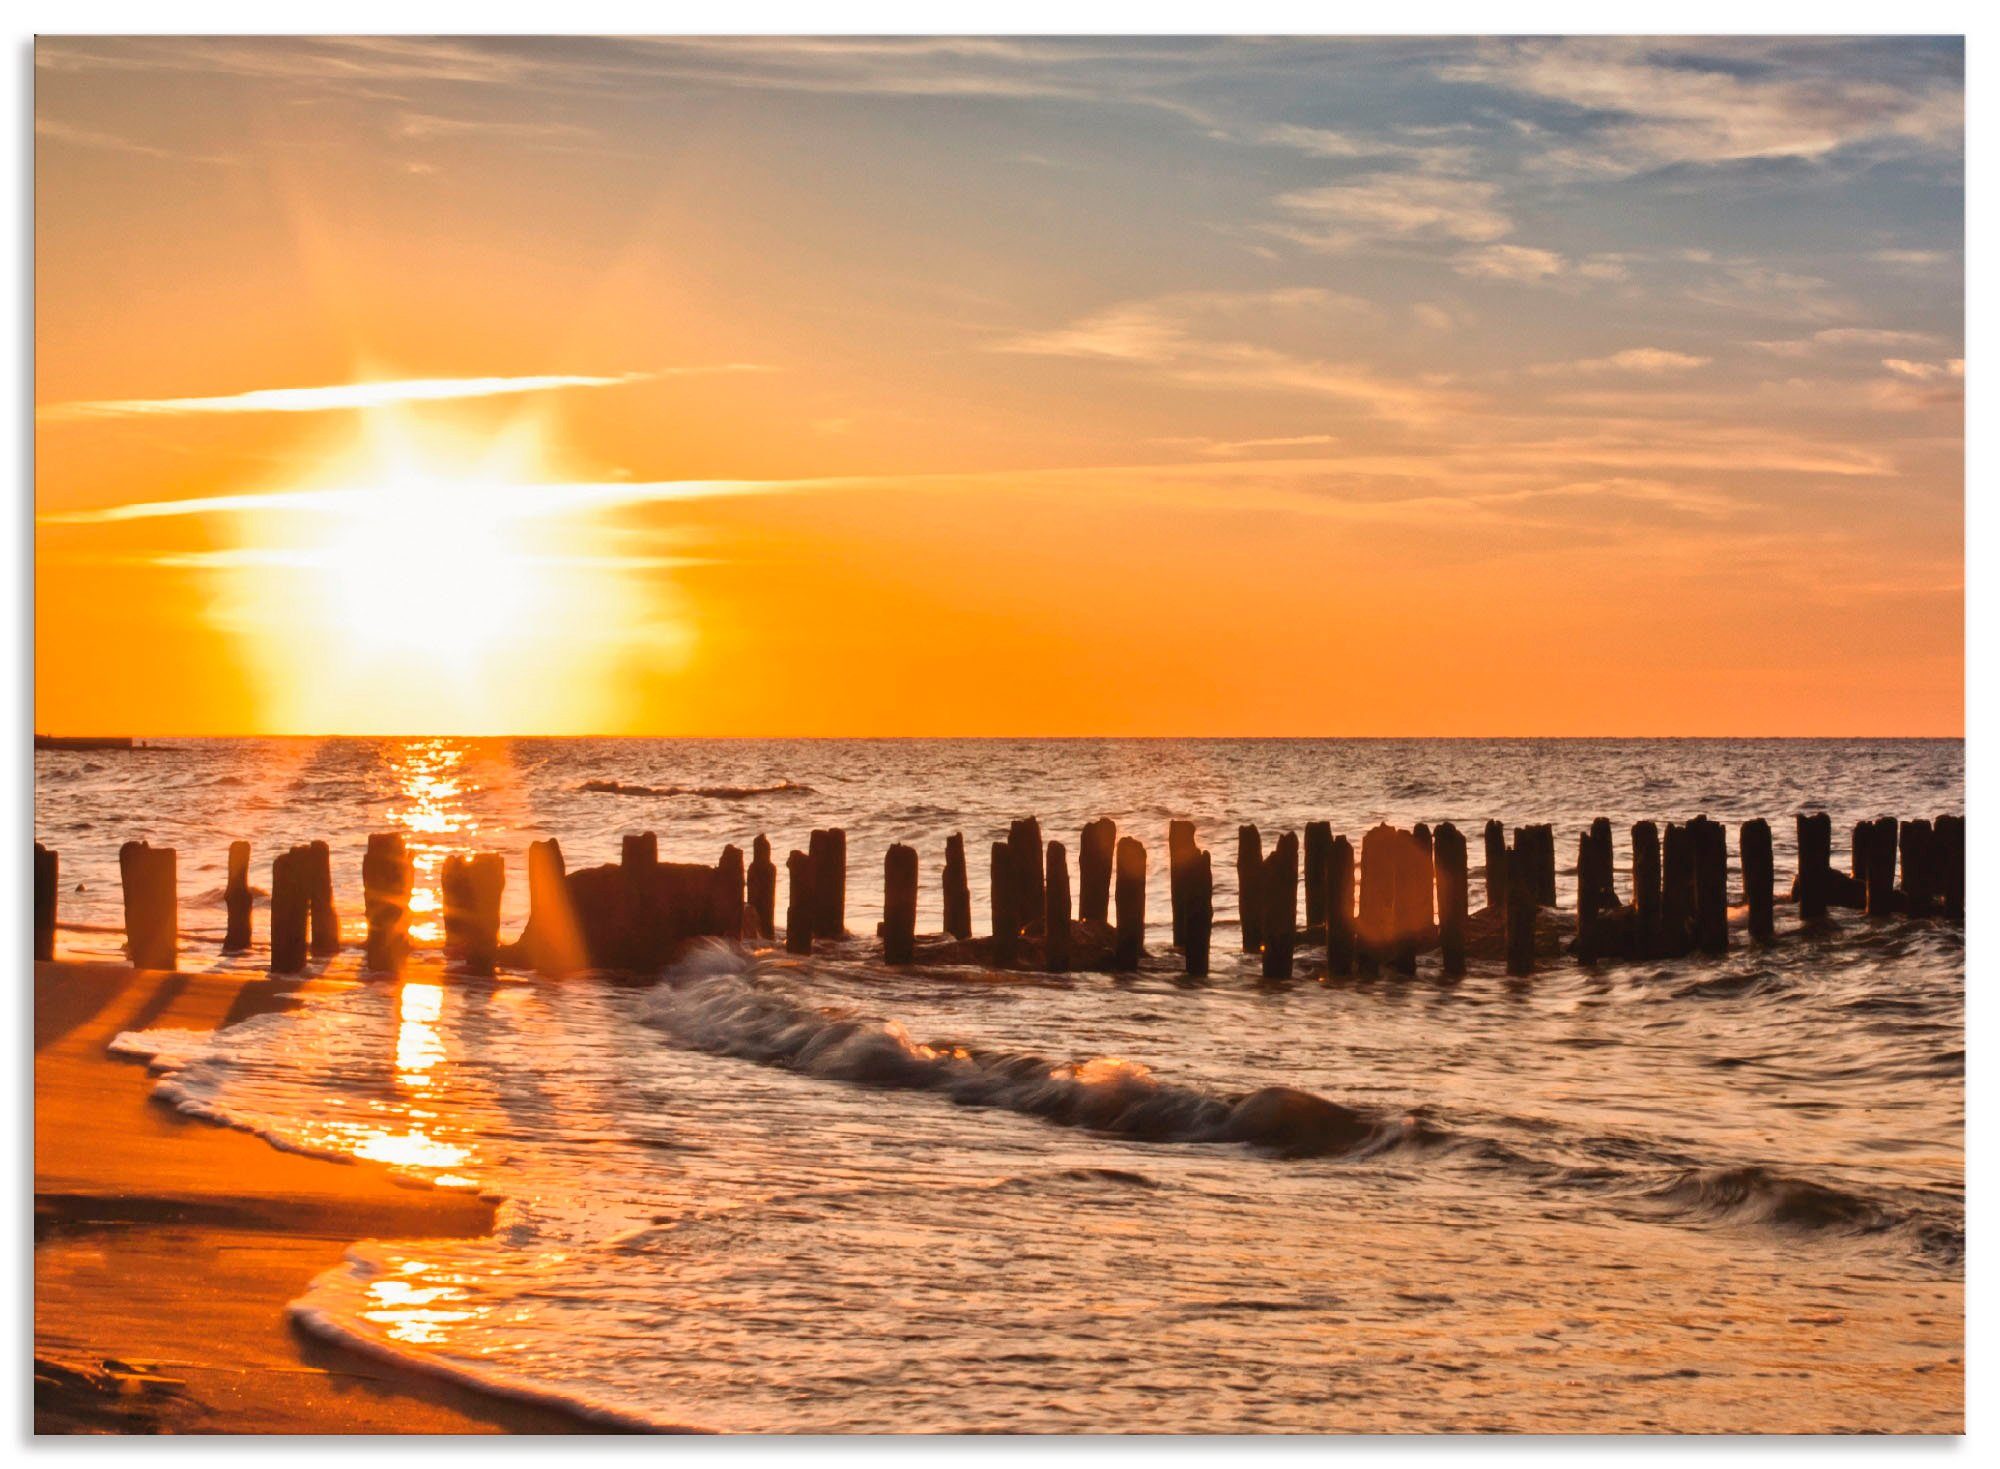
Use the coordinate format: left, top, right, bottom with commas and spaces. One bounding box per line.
31, 810, 1963, 979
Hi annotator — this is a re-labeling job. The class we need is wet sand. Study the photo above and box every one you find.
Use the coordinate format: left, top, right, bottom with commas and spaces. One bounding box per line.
33, 958, 616, 1435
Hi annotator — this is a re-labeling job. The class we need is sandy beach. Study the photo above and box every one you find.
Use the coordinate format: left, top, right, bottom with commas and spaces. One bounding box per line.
33, 958, 616, 1435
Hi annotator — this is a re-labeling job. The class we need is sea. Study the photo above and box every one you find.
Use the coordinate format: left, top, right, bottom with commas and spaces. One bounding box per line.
33, 737, 1964, 1432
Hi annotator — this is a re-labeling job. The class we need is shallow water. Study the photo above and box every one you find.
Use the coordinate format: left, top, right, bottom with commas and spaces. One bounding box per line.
41, 738, 1963, 1431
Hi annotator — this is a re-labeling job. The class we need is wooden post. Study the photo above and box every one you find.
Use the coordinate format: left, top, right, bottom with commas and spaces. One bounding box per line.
810, 828, 847, 938
1796, 812, 1830, 922
1865, 815, 1898, 918
1660, 823, 1693, 956
1899, 819, 1936, 918
785, 851, 813, 955
441, 852, 504, 976
1045, 840, 1071, 973
622, 832, 658, 870
1327, 835, 1356, 977
363, 833, 412, 975
1236, 825, 1263, 954
1261, 832, 1298, 980
223, 840, 252, 953
1587, 818, 1614, 917
1851, 821, 1869, 883
522, 837, 574, 974
1303, 821, 1331, 932
1113, 836, 1145, 971
1079, 819, 1116, 924
990, 841, 1015, 966
1356, 824, 1394, 971
942, 832, 972, 940
118, 840, 177, 972
1741, 818, 1774, 942
269, 845, 309, 975
716, 844, 746, 936
1168, 819, 1197, 950
1936, 813, 1964, 922
1483, 819, 1507, 913
307, 839, 340, 956
1390, 827, 1425, 976
1185, 848, 1211, 978
34, 842, 58, 962
1007, 819, 1043, 932
1691, 816, 1727, 954
1505, 833, 1535, 977
1632, 820, 1661, 955
883, 843, 918, 965
1576, 833, 1603, 960
748, 835, 777, 940
1434, 822, 1467, 977
1531, 824, 1557, 908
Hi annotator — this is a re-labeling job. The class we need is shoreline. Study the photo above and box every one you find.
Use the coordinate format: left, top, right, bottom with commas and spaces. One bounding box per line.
33, 958, 626, 1435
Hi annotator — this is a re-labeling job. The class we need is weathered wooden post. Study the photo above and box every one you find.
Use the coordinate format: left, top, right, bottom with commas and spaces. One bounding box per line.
785, 851, 814, 955
1505, 833, 1535, 977
269, 845, 308, 975
363, 833, 412, 975
1586, 819, 1615, 917
307, 839, 340, 957
1261, 832, 1298, 980
119, 840, 177, 972
1303, 821, 1331, 932
1797, 812, 1831, 922
222, 840, 252, 953
521, 837, 574, 974
1530, 824, 1557, 907
1327, 834, 1356, 977
1113, 836, 1145, 971
716, 843, 746, 935
1185, 848, 1212, 978
34, 842, 58, 962
990, 841, 1015, 966
1865, 815, 1899, 918
1741, 818, 1774, 942
1850, 821, 1869, 883
1079, 819, 1116, 924
1691, 816, 1727, 954
1936, 813, 1965, 922
1168, 819, 1197, 950
1007, 819, 1044, 931
1389, 828, 1425, 976
622, 832, 658, 870
1236, 825, 1263, 954
1632, 820, 1661, 954
1899, 819, 1936, 918
748, 835, 777, 940
883, 843, 918, 965
1483, 819, 1507, 913
1434, 822, 1467, 977
442, 852, 504, 976
1045, 841, 1072, 973
942, 832, 972, 940
1660, 823, 1693, 957
810, 828, 847, 938
1576, 833, 1603, 960
1357, 824, 1395, 973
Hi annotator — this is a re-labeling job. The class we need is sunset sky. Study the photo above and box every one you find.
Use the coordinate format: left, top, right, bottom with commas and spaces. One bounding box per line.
35, 36, 1964, 736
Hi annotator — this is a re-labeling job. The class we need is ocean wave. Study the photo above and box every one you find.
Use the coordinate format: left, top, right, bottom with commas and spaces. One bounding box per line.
579, 778, 813, 800
1627, 1164, 1962, 1265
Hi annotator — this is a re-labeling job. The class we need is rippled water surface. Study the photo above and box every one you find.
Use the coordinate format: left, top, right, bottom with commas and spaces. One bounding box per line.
39, 738, 1963, 1431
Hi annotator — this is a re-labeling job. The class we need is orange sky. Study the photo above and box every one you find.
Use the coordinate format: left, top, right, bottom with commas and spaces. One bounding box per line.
34, 37, 1964, 735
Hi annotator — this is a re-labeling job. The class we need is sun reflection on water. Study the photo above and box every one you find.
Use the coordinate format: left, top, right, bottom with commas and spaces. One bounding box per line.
384, 740, 478, 946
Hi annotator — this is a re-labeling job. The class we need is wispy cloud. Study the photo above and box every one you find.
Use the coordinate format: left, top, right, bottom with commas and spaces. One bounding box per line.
38, 367, 767, 422
1269, 173, 1511, 252
37, 478, 783, 526
35, 116, 235, 166
1530, 347, 1712, 378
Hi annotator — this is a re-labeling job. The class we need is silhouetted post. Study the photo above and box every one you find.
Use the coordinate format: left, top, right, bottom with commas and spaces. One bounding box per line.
1899, 819, 1936, 918
1741, 819, 1774, 942
1261, 832, 1298, 980
785, 851, 813, 955
990, 841, 1015, 966
1114, 837, 1145, 971
810, 829, 847, 938
1586, 818, 1615, 917
1007, 819, 1043, 932
222, 840, 252, 953
1327, 835, 1356, 977
1079, 819, 1115, 924
1851, 821, 1869, 883
1797, 812, 1831, 922
1865, 815, 1899, 918
746, 835, 776, 940
1303, 821, 1331, 932
33, 842, 58, 962
1185, 849, 1211, 978
1505, 834, 1535, 977
363, 833, 412, 975
622, 832, 658, 871
1045, 841, 1071, 973
1691, 817, 1727, 954
1357, 824, 1394, 971
269, 846, 309, 975
442, 853, 504, 976
1660, 823, 1692, 957
1530, 824, 1557, 907
942, 833, 972, 940
716, 843, 746, 936
883, 843, 918, 965
1631, 821, 1661, 955
1576, 833, 1603, 960
1936, 814, 1965, 922
1434, 822, 1467, 977
1236, 825, 1263, 954
1483, 819, 1507, 913
118, 840, 177, 972
1168, 819, 1197, 950
522, 837, 573, 973
306, 839, 339, 957
1390, 828, 1426, 976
